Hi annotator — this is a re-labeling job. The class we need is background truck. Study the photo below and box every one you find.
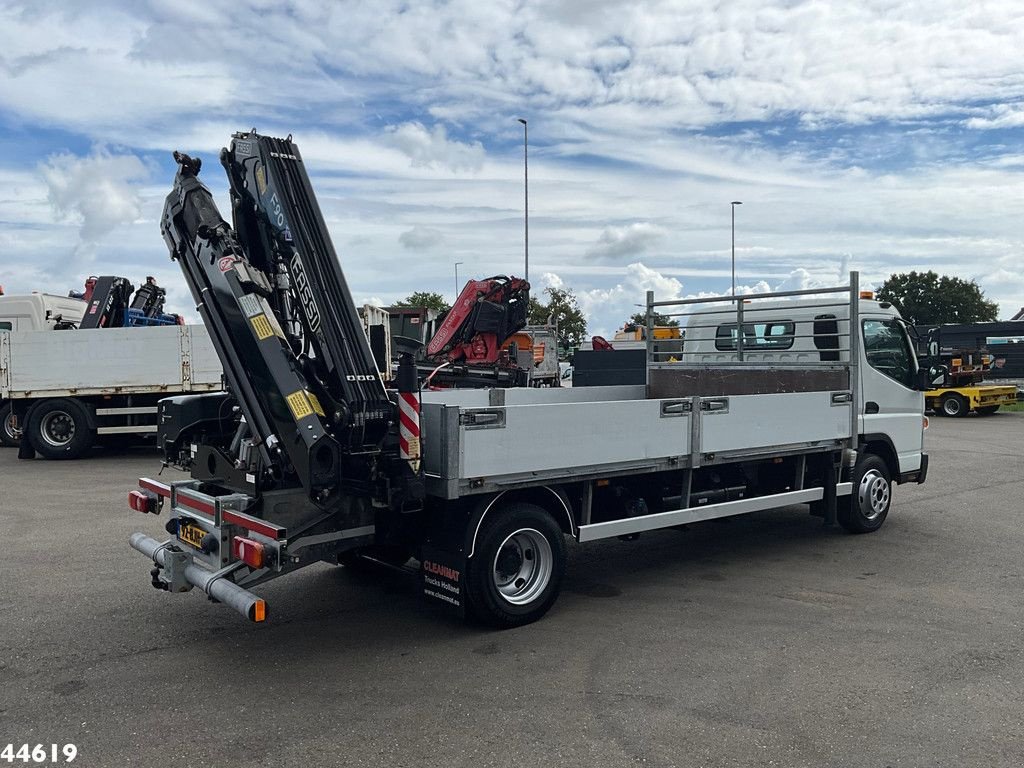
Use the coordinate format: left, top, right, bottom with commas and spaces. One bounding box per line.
125, 132, 942, 629
3, 324, 222, 458
911, 325, 1020, 416
920, 345, 1017, 417
0, 278, 190, 448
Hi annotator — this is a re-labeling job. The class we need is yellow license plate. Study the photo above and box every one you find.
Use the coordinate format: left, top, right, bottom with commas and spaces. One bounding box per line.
178, 521, 207, 550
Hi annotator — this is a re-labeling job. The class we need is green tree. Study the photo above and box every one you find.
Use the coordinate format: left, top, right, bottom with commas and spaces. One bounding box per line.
392, 291, 451, 315
526, 295, 549, 325
528, 287, 587, 353
876, 271, 999, 325
626, 311, 678, 329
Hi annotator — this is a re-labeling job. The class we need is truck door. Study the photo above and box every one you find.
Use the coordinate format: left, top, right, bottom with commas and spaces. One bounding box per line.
859, 315, 924, 474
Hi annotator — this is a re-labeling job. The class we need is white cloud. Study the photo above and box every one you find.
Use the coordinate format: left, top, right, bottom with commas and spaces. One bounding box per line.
399, 226, 445, 250
386, 122, 485, 173
40, 147, 149, 243
1, 1, 1024, 327
964, 106, 1024, 130
587, 222, 666, 260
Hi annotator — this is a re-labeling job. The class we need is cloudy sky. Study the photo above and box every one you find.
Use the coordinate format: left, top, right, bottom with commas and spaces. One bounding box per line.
2, 0, 1023, 336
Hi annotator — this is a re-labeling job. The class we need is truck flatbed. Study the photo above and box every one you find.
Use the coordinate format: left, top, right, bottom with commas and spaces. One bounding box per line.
421, 381, 851, 498
1, 325, 221, 398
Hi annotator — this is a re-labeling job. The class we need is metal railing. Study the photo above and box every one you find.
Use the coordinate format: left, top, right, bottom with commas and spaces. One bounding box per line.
644, 271, 863, 452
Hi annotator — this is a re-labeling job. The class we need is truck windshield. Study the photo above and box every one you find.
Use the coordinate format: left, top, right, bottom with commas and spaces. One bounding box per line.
863, 319, 916, 388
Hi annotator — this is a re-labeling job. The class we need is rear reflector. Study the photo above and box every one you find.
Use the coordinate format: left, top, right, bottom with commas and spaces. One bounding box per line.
128, 489, 159, 514
232, 536, 266, 569
251, 599, 267, 623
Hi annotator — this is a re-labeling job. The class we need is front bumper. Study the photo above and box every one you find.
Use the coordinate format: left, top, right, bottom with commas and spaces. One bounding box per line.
898, 453, 928, 485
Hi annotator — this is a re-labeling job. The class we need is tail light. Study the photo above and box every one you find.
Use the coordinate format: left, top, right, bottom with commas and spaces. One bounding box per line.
232, 536, 266, 569
128, 489, 159, 514
923, 415, 930, 430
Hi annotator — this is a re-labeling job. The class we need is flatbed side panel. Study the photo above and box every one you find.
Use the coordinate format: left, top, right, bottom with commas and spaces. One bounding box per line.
457, 398, 689, 478
3, 326, 222, 395
185, 325, 225, 389
700, 391, 849, 454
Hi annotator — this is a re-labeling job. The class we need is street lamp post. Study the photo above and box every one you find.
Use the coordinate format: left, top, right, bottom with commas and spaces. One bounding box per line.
517, 118, 528, 282
730, 201, 742, 296
454, 261, 464, 299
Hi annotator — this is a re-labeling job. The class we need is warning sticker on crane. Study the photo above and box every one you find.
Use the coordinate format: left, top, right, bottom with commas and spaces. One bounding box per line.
306, 391, 326, 417
251, 313, 275, 340
285, 390, 326, 422
286, 391, 314, 421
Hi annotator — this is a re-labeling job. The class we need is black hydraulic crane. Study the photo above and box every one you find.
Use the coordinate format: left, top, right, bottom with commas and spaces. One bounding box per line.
159, 132, 418, 521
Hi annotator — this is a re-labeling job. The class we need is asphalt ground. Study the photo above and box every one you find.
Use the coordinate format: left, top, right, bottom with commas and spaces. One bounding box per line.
1, 413, 1023, 768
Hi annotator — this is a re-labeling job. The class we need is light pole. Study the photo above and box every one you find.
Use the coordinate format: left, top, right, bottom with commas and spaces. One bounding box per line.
730, 201, 742, 296
517, 118, 528, 282
454, 261, 464, 299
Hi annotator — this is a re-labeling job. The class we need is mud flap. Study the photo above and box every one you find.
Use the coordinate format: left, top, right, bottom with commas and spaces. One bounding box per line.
419, 544, 466, 618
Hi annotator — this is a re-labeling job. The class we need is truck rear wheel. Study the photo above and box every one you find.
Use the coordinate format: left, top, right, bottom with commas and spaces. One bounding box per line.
839, 454, 891, 534
940, 393, 968, 417
0, 403, 19, 447
26, 398, 95, 460
976, 405, 999, 416
465, 503, 566, 628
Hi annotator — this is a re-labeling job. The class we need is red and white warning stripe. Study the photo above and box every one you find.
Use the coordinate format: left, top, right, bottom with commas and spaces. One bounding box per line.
398, 391, 421, 472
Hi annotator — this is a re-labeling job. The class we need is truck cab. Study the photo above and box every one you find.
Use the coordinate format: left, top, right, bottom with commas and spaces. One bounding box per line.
0, 294, 86, 332
1, 294, 87, 445
683, 297, 931, 483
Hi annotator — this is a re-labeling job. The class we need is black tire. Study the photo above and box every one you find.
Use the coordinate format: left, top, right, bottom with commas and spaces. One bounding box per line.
976, 405, 999, 416
940, 393, 969, 418
839, 454, 892, 534
464, 502, 566, 629
26, 398, 95, 460
0, 403, 20, 448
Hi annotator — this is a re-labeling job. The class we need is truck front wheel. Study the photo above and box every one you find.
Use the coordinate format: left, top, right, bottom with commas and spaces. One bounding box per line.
0, 403, 19, 447
26, 398, 95, 460
940, 393, 968, 417
839, 455, 891, 534
465, 503, 566, 628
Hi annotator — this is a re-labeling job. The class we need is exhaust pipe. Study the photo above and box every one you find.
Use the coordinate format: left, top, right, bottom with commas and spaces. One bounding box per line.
129, 533, 267, 622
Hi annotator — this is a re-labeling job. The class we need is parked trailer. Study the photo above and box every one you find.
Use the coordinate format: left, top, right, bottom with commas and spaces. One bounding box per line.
926, 383, 1018, 417
2, 325, 222, 459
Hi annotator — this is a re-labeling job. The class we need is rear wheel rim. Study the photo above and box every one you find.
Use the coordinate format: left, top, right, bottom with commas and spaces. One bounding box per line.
858, 469, 890, 520
492, 528, 553, 606
943, 397, 962, 416
3, 410, 18, 441
40, 410, 75, 448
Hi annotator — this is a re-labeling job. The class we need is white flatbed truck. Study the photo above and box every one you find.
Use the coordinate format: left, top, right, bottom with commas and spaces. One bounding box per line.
131, 149, 944, 629
2, 324, 221, 458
